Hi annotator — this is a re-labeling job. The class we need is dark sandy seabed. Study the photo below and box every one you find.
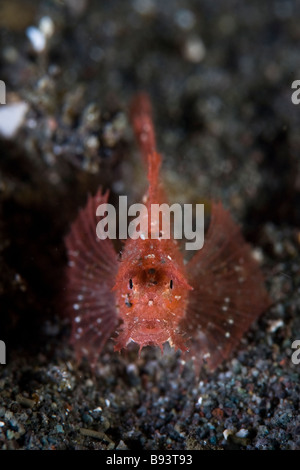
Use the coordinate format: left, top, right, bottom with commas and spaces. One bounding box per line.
0, 0, 300, 451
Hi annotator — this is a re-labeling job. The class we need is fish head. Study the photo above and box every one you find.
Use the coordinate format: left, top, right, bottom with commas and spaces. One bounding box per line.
113, 248, 192, 351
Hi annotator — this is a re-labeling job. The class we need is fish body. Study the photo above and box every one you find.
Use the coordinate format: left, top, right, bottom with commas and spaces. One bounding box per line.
113, 181, 192, 352
65, 93, 270, 371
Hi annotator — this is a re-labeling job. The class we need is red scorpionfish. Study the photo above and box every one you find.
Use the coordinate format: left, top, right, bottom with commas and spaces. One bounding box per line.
64, 93, 270, 372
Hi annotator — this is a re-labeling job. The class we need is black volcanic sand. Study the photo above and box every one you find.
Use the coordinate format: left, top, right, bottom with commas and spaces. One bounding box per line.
0, 0, 300, 450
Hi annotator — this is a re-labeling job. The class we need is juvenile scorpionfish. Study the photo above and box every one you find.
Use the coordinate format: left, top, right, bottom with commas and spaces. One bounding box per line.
64, 93, 270, 372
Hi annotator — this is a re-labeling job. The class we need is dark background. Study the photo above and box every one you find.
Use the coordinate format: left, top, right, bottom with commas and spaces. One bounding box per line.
0, 0, 299, 450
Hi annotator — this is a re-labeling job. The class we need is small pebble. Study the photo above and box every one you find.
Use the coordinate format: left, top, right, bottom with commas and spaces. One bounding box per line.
0, 102, 29, 138
26, 26, 46, 52
183, 37, 206, 63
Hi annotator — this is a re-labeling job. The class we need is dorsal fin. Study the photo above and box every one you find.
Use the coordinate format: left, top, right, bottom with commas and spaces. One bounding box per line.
130, 93, 163, 206
130, 92, 157, 162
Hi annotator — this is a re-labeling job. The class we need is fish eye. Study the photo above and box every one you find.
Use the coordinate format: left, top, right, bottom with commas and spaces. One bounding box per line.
170, 280, 173, 289
129, 279, 133, 289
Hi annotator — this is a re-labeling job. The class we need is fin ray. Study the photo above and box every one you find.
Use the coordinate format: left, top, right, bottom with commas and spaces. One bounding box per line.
64, 189, 119, 367
181, 201, 271, 371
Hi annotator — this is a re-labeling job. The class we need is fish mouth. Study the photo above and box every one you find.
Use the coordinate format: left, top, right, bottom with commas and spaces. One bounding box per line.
130, 319, 170, 345
139, 325, 164, 335
139, 319, 164, 332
